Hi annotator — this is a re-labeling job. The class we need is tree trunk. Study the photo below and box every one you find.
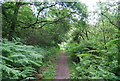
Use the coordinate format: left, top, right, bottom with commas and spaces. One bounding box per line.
85, 30, 89, 40
101, 16, 106, 46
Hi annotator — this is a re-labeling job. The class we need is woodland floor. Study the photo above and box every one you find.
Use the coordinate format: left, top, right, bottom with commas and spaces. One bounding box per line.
55, 52, 70, 79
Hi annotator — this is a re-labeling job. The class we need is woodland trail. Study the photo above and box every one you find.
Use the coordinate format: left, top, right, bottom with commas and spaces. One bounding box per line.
55, 52, 70, 79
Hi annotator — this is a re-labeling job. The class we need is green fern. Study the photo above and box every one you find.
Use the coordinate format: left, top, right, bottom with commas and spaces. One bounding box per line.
1, 39, 52, 80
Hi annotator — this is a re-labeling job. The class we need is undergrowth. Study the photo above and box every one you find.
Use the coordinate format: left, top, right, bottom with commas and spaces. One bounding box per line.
1, 39, 59, 80
65, 40, 120, 80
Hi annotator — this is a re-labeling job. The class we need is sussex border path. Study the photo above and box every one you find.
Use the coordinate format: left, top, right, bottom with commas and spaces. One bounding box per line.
55, 52, 70, 79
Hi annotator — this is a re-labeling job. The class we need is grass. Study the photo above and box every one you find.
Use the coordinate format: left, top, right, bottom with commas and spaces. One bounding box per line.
39, 50, 61, 79
68, 53, 79, 79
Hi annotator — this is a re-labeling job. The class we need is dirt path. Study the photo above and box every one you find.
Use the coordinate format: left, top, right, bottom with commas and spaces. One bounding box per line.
55, 52, 70, 79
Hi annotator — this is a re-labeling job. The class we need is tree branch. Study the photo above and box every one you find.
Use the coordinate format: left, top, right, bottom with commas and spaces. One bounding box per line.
23, 12, 75, 29
101, 13, 119, 28
26, 3, 57, 28
16, 2, 43, 6
36, 12, 75, 29
36, 3, 57, 21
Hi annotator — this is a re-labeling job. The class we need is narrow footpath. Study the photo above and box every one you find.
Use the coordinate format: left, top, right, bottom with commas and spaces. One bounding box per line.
55, 52, 70, 79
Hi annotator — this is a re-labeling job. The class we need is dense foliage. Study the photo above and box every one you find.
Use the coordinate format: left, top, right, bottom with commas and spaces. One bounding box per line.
1, 0, 120, 80
64, 0, 120, 80
1, 39, 59, 80
66, 39, 119, 79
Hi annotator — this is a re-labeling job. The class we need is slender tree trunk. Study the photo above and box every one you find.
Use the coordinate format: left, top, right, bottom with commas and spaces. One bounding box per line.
101, 18, 106, 45
85, 30, 89, 40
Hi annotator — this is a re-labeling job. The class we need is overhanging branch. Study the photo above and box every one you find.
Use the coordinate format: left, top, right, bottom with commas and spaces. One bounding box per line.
23, 12, 75, 29
27, 3, 57, 28
37, 12, 75, 29
36, 3, 57, 20
101, 13, 119, 28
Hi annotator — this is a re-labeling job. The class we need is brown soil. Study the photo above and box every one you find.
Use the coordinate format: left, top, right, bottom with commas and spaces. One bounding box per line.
55, 52, 70, 79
